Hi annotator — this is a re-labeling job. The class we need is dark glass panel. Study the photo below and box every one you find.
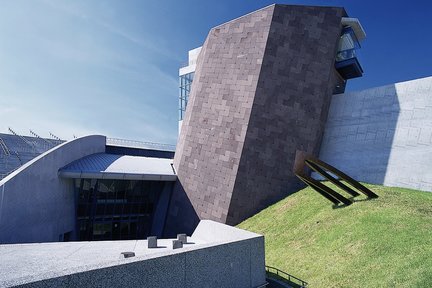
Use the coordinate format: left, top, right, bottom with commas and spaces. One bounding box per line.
105, 204, 114, 215
96, 205, 105, 216
76, 179, 165, 241
77, 204, 87, 217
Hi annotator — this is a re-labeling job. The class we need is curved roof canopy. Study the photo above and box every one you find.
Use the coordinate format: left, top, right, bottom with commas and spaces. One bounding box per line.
58, 153, 176, 181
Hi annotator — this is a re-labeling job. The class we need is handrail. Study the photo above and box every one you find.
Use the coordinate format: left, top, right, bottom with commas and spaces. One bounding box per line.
265, 265, 308, 288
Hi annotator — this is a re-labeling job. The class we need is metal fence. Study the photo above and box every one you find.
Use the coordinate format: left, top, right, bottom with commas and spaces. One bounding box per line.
265, 265, 308, 288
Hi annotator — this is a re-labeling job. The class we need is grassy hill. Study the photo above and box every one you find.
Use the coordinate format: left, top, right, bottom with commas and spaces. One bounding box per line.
238, 183, 432, 287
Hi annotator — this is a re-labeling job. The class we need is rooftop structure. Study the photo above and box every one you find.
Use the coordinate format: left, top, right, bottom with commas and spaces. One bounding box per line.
0, 132, 175, 180
59, 153, 176, 181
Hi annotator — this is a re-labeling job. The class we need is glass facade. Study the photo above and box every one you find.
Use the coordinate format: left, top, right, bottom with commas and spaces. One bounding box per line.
75, 179, 165, 241
335, 26, 361, 63
179, 72, 194, 120
335, 26, 363, 79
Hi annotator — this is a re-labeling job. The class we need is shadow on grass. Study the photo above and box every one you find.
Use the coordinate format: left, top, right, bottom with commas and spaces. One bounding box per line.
266, 271, 306, 288
332, 196, 379, 209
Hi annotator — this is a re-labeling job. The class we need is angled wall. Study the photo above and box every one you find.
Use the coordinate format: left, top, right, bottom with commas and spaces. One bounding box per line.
0, 135, 106, 244
168, 4, 347, 231
319, 76, 432, 192
226, 5, 346, 224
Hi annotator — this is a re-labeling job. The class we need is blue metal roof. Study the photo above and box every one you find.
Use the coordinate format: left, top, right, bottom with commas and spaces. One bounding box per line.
58, 153, 176, 181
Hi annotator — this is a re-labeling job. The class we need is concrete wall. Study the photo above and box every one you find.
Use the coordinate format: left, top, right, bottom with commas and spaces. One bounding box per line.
169, 4, 347, 232
319, 76, 432, 192
0, 135, 106, 244
1, 220, 266, 288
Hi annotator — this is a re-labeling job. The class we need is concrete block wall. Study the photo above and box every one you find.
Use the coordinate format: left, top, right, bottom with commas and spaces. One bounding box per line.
319, 76, 432, 192
0, 135, 106, 244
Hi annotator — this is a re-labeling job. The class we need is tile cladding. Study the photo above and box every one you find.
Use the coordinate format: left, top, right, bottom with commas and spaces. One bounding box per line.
166, 4, 346, 233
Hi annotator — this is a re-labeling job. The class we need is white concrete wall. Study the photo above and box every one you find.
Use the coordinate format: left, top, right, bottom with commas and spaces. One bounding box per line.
0, 135, 106, 244
319, 76, 432, 192
179, 46, 202, 76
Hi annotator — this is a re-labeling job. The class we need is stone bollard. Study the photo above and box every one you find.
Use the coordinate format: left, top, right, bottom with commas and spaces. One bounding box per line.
177, 233, 187, 244
172, 240, 183, 249
147, 236, 158, 248
121, 252, 135, 258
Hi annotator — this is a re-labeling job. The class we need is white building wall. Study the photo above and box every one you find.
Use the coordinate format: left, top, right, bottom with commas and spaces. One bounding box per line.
0, 135, 106, 244
319, 76, 432, 192
179, 46, 202, 76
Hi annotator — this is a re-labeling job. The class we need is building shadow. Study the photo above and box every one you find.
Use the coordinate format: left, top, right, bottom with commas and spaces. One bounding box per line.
266, 271, 306, 288
318, 84, 400, 186
162, 180, 200, 238
332, 196, 378, 209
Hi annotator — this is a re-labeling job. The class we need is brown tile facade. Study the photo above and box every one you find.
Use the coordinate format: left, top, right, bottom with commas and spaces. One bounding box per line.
165, 4, 347, 234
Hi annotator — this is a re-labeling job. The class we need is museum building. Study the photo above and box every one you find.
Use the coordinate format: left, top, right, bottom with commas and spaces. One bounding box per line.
1, 4, 432, 247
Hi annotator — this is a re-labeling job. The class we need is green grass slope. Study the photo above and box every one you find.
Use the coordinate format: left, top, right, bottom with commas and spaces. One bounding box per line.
238, 183, 432, 287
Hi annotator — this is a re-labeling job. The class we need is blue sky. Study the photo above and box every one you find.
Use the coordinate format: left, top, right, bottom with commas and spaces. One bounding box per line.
1, 0, 431, 144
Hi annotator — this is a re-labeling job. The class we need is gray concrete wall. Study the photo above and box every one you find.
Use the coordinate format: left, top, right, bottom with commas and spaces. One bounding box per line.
169, 4, 347, 232
318, 76, 432, 192
0, 135, 106, 244
1, 220, 266, 288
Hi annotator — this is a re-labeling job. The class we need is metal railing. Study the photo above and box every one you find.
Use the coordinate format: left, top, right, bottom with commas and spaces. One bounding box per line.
106, 138, 176, 151
0, 137, 10, 156
30, 129, 56, 148
265, 265, 308, 288
12, 151, 23, 165
8, 127, 35, 149
49, 132, 62, 141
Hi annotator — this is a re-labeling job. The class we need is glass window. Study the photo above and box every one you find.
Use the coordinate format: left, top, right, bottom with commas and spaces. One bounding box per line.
336, 27, 360, 62
75, 179, 166, 241
179, 72, 195, 120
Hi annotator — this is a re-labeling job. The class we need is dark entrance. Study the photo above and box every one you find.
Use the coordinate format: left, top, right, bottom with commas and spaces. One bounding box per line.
75, 179, 167, 241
